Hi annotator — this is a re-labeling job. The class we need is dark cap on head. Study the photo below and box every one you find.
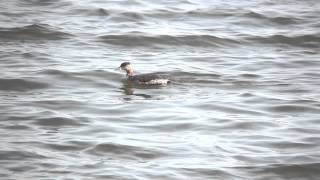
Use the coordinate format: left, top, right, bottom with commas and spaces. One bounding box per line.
120, 62, 130, 68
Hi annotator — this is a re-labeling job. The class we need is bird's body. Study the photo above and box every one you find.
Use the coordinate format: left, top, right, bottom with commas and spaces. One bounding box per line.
128, 73, 169, 85
119, 62, 170, 85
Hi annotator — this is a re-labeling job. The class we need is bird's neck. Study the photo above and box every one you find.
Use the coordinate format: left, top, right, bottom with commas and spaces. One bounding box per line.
126, 69, 134, 77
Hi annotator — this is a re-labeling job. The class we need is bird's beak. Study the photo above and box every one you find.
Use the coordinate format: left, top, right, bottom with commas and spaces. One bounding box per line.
114, 67, 121, 71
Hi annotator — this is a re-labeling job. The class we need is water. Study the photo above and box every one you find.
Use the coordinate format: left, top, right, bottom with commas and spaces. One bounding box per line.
1, 0, 320, 179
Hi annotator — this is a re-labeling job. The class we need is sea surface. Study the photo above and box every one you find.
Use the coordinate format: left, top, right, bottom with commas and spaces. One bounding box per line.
1, 0, 320, 179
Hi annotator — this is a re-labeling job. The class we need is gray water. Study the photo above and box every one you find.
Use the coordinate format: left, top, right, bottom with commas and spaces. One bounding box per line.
1, 0, 320, 179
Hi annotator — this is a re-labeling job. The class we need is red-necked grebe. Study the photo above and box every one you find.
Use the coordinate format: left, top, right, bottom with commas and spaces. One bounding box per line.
119, 62, 170, 85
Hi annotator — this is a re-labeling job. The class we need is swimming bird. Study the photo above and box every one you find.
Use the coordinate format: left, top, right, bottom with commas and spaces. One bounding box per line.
119, 62, 170, 85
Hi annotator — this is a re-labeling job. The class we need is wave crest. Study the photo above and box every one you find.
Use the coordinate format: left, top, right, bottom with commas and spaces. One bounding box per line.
0, 24, 72, 41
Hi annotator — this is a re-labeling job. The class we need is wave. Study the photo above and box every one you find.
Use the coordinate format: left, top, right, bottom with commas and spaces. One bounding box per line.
69, 8, 110, 16
40, 69, 120, 80
168, 71, 222, 84
237, 163, 320, 179
38, 69, 121, 88
66, 7, 305, 27
267, 104, 320, 114
86, 142, 165, 159
243, 11, 301, 25
245, 34, 320, 48
21, 0, 71, 7
33, 117, 84, 127
0, 150, 47, 160
0, 24, 72, 41
126, 8, 243, 19
69, 7, 229, 19
98, 34, 239, 47
109, 11, 144, 21
98, 31, 319, 48
103, 8, 302, 25
0, 78, 48, 91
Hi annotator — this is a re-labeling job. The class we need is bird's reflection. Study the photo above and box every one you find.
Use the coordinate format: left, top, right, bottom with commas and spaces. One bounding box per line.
120, 81, 153, 99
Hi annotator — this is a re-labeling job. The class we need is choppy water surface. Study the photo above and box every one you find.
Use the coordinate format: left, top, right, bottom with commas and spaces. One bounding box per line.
1, 0, 320, 179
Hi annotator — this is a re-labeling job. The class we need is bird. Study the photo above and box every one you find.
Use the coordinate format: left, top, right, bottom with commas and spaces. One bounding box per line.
119, 62, 170, 85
